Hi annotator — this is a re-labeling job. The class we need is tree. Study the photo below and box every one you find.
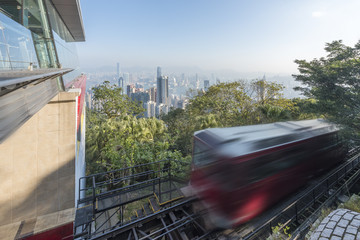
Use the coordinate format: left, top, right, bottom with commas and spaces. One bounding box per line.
293, 40, 360, 140
86, 81, 189, 177
249, 80, 294, 123
163, 80, 296, 156
92, 81, 144, 118
187, 81, 253, 126
290, 98, 320, 120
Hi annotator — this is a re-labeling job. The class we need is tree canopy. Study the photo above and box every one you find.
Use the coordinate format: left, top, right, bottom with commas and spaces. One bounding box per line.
92, 81, 144, 118
293, 40, 360, 140
86, 78, 318, 176
163, 79, 297, 156
86, 83, 188, 176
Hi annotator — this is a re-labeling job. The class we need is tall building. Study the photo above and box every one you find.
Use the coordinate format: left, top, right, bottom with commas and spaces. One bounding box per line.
156, 66, 161, 103
123, 72, 130, 86
157, 66, 162, 80
148, 87, 156, 102
117, 63, 124, 93
204, 80, 210, 91
155, 103, 169, 117
144, 101, 156, 118
118, 76, 124, 93
156, 67, 169, 105
131, 91, 150, 103
0, 1, 85, 239
127, 84, 136, 97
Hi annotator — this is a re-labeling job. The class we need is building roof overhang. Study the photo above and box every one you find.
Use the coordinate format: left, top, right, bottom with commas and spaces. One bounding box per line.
51, 0, 85, 42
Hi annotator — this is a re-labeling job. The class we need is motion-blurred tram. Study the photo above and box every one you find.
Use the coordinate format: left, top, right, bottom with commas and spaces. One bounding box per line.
190, 119, 345, 228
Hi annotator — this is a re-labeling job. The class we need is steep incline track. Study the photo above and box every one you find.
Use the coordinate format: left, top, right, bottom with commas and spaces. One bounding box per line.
75, 150, 360, 240
216, 150, 360, 240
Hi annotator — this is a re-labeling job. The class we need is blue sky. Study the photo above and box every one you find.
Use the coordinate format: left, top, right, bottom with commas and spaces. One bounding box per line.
77, 0, 360, 74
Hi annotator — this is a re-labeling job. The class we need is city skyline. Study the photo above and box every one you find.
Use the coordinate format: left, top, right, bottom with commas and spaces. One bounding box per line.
77, 0, 360, 75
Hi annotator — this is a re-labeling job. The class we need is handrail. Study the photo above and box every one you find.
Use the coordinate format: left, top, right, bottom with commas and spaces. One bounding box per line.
81, 159, 171, 180
78, 159, 191, 198
244, 151, 360, 240
96, 177, 161, 200
80, 158, 190, 181
291, 162, 360, 239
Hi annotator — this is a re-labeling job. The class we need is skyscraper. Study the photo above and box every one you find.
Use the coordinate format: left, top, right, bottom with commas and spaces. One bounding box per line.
118, 76, 124, 93
163, 76, 169, 104
117, 62, 120, 78
204, 80, 210, 91
156, 66, 169, 105
149, 87, 156, 102
157, 66, 161, 79
123, 72, 130, 86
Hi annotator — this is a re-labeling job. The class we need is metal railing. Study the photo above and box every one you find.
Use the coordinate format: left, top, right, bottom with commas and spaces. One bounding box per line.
75, 159, 191, 239
242, 151, 360, 240
0, 59, 37, 70
78, 159, 189, 202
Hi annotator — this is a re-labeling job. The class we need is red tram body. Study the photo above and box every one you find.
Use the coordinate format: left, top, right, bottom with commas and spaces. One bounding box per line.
190, 119, 345, 228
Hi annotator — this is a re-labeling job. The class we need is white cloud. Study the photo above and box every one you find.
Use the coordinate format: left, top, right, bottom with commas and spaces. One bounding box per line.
312, 11, 325, 18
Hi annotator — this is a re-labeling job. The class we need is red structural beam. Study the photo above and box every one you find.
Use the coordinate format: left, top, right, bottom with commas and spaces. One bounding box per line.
66, 74, 87, 131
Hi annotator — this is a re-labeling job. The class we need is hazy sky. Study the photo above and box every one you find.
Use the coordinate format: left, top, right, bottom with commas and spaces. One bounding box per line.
77, 0, 360, 74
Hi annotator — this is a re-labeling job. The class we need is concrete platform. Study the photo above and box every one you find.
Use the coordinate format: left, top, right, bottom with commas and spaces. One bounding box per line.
0, 208, 75, 240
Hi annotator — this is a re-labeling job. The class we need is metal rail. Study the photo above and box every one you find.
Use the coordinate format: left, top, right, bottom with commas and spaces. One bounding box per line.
91, 198, 200, 240
76, 150, 360, 240
75, 159, 191, 239
78, 159, 189, 203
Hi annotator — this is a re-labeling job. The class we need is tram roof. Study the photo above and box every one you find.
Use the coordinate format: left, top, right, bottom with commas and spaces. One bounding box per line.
195, 119, 337, 151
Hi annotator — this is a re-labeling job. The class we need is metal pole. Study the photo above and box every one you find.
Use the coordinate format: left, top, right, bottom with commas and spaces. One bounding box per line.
168, 159, 172, 201
313, 189, 315, 205
159, 178, 162, 203
153, 179, 155, 194
92, 176, 96, 216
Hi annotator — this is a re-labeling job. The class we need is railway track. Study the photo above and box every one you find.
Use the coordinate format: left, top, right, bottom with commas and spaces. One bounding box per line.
75, 150, 360, 240
216, 150, 360, 240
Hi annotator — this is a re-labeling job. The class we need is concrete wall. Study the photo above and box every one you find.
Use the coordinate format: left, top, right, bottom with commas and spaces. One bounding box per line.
0, 91, 78, 226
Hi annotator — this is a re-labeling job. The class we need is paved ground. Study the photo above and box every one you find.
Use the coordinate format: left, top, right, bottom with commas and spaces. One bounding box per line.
310, 208, 360, 240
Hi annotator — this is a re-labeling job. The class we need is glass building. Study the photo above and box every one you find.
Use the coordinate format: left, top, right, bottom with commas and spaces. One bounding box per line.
0, 0, 84, 83
0, 1, 86, 238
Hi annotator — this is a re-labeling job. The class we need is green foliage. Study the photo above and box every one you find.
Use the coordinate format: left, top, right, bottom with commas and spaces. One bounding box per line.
293, 40, 360, 142
87, 77, 319, 176
163, 79, 298, 156
267, 223, 291, 240
86, 81, 190, 175
187, 81, 253, 126
290, 98, 320, 120
340, 194, 360, 213
86, 110, 187, 175
92, 81, 144, 118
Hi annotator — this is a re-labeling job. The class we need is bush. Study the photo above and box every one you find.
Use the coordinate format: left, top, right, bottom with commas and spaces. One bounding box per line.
267, 223, 291, 240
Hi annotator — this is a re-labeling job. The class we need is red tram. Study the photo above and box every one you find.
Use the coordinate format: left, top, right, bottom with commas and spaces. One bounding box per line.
190, 119, 345, 228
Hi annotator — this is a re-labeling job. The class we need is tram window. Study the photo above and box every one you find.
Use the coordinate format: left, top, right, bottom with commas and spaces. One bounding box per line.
193, 139, 214, 166
254, 135, 296, 151
246, 148, 304, 183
